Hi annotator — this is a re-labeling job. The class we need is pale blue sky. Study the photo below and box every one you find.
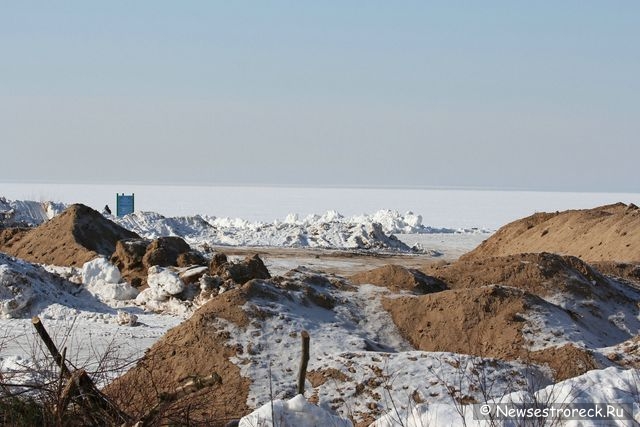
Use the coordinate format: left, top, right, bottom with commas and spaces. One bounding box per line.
1, 2, 638, 192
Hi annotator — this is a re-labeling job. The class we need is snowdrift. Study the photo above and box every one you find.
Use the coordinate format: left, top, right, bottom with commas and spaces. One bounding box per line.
0, 252, 110, 318
240, 367, 640, 427
114, 210, 424, 252
0, 252, 185, 390
0, 197, 65, 227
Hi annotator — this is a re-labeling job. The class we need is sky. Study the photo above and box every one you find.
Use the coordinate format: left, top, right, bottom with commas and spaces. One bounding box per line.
1, 1, 638, 192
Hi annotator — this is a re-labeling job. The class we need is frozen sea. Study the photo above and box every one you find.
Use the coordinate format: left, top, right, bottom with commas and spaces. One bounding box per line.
1, 182, 638, 230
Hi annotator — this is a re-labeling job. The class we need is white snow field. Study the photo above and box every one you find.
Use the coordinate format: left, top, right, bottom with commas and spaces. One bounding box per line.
1, 186, 640, 426
0, 253, 185, 388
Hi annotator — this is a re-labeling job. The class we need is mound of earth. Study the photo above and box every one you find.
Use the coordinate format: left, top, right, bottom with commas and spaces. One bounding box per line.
209, 252, 271, 285
350, 264, 446, 294
590, 260, 640, 285
105, 274, 341, 425
423, 253, 640, 333
382, 252, 640, 380
424, 252, 611, 298
105, 286, 252, 425
463, 203, 640, 263
111, 236, 206, 287
0, 227, 29, 249
0, 204, 139, 267
382, 285, 597, 381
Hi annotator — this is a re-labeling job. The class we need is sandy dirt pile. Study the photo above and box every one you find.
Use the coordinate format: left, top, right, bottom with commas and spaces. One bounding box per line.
105, 287, 252, 425
101, 202, 640, 423
382, 285, 597, 381
209, 252, 271, 285
0, 227, 29, 248
381, 251, 640, 380
350, 264, 446, 294
424, 252, 610, 297
590, 260, 640, 285
0, 204, 140, 267
463, 202, 640, 263
106, 272, 343, 425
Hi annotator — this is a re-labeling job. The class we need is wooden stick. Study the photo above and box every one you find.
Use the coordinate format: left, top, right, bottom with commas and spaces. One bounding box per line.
31, 316, 70, 378
32, 316, 131, 425
297, 330, 310, 395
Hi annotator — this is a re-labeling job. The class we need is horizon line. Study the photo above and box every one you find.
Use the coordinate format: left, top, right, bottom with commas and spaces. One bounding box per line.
0, 179, 638, 195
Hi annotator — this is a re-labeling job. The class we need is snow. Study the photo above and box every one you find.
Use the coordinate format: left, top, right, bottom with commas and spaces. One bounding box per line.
370, 367, 640, 426
1, 237, 639, 426
4, 185, 638, 253
216, 272, 552, 423
82, 257, 122, 286
0, 253, 185, 386
125, 266, 196, 315
239, 394, 353, 427
0, 253, 103, 318
113, 209, 443, 252
0, 196, 65, 227
521, 274, 640, 353
81, 257, 139, 302
146, 266, 185, 297
1, 196, 486, 252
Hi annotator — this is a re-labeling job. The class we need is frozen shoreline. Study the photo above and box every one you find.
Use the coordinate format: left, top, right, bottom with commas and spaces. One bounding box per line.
2, 183, 638, 229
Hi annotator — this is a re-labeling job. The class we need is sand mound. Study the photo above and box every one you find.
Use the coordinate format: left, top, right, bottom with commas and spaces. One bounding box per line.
382, 252, 640, 380
382, 285, 597, 380
0, 204, 139, 267
425, 252, 611, 298
383, 285, 529, 358
0, 227, 29, 249
105, 270, 347, 424
350, 264, 446, 294
591, 261, 640, 285
463, 203, 640, 263
105, 287, 251, 425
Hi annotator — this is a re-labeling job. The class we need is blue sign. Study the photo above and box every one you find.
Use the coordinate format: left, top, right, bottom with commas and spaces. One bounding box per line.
116, 193, 135, 217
